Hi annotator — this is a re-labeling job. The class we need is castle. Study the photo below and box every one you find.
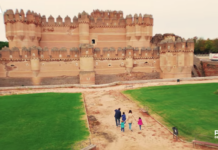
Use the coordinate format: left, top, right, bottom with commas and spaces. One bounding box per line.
0, 9, 194, 86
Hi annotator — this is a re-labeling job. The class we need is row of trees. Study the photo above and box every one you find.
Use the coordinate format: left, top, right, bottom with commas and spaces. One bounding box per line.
194, 38, 218, 54
0, 41, 9, 50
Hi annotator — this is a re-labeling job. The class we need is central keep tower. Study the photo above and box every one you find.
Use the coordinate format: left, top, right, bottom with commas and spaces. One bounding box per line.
78, 11, 95, 84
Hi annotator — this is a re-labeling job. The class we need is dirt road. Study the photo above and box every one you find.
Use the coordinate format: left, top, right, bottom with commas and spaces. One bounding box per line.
84, 90, 198, 150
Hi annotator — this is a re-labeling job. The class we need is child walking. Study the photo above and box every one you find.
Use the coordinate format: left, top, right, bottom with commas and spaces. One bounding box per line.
122, 112, 126, 122
138, 117, 143, 130
121, 120, 125, 132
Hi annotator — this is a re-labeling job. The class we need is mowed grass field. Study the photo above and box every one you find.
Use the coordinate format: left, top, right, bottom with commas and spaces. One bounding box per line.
0, 93, 89, 150
123, 83, 218, 142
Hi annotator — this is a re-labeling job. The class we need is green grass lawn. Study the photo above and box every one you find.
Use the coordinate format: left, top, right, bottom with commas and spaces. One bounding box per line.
0, 93, 89, 150
123, 83, 218, 143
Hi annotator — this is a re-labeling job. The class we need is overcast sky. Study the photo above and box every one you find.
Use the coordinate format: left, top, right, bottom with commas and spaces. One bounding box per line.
0, 0, 217, 41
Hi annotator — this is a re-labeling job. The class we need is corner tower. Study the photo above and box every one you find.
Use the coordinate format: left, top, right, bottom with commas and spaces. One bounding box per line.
159, 37, 194, 78
126, 14, 153, 48
4, 9, 42, 48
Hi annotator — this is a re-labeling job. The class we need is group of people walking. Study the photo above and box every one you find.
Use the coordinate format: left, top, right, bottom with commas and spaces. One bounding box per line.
114, 108, 144, 132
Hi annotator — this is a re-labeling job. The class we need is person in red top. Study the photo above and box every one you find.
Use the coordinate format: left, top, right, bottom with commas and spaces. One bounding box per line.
138, 117, 143, 130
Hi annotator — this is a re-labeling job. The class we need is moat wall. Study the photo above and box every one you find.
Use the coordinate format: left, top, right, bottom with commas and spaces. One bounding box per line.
0, 76, 79, 87
202, 61, 218, 77
0, 72, 160, 87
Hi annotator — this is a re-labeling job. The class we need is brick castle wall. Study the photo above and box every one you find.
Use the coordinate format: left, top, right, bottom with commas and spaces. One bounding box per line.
1, 9, 195, 86
202, 61, 218, 77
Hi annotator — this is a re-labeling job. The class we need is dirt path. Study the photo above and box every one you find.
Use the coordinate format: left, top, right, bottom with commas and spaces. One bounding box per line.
84, 90, 208, 150
1, 80, 218, 150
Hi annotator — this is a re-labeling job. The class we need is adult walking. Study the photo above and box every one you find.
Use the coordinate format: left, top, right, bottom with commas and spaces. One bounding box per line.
127, 110, 135, 131
114, 108, 121, 127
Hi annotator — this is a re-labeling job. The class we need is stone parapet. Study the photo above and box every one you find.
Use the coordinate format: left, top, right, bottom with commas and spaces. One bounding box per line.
0, 46, 160, 61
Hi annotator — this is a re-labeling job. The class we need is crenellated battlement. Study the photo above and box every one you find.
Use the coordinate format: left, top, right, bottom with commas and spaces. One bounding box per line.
4, 9, 42, 25
0, 46, 161, 61
159, 38, 194, 53
4, 9, 153, 29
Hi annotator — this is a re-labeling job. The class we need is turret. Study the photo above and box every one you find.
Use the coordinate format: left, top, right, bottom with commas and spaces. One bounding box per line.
36, 13, 42, 42
103, 11, 109, 18
138, 14, 143, 23
166, 39, 174, 51
109, 11, 114, 18
143, 14, 150, 25
134, 14, 138, 24
175, 38, 186, 51
78, 11, 90, 44
35, 13, 40, 24
5, 9, 42, 48
134, 14, 141, 37
125, 46, 134, 74
41, 15, 46, 25
159, 37, 194, 79
187, 38, 194, 51
126, 14, 132, 25
64, 16, 71, 25
48, 15, 55, 25
4, 10, 15, 42
27, 11, 37, 44
96, 17, 103, 26
15, 9, 20, 20
15, 9, 25, 43
56, 15, 63, 25
79, 44, 95, 85
20, 9, 25, 20
26, 10, 35, 23
118, 11, 123, 19
73, 16, 78, 25
149, 15, 153, 26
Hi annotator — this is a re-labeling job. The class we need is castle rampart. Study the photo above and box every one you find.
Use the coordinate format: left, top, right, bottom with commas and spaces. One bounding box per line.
0, 9, 194, 86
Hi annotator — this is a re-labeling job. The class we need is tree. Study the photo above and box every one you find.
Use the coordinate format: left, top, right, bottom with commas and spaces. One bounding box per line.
211, 39, 218, 53
205, 39, 213, 53
0, 41, 9, 50
194, 38, 206, 54
198, 38, 206, 53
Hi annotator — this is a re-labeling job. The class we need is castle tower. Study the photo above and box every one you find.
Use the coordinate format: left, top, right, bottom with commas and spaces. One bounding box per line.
126, 13, 153, 48
125, 46, 134, 74
4, 9, 42, 49
4, 10, 15, 47
78, 11, 90, 44
159, 38, 194, 78
29, 46, 41, 85
79, 44, 95, 85
78, 11, 95, 85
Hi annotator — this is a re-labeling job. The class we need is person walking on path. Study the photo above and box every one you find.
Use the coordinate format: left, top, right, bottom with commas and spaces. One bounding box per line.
122, 112, 126, 122
114, 108, 121, 127
120, 120, 125, 132
126, 110, 136, 131
138, 117, 143, 130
